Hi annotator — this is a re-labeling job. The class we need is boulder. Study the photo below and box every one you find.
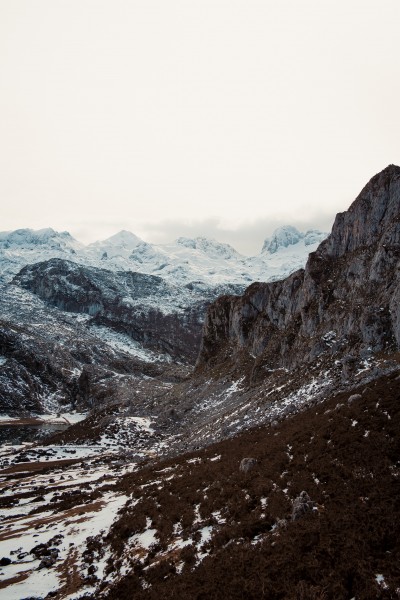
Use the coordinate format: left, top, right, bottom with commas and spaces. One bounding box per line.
292, 491, 315, 521
239, 457, 257, 473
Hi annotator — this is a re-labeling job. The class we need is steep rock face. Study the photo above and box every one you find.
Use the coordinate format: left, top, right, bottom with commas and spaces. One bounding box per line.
0, 298, 124, 413
0, 322, 111, 413
197, 165, 400, 375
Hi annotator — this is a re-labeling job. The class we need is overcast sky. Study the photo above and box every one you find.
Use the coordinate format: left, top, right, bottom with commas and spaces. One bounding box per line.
1, 1, 399, 254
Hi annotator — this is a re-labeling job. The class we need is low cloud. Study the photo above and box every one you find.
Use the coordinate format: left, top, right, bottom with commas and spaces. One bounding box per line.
139, 211, 336, 256
20, 209, 337, 256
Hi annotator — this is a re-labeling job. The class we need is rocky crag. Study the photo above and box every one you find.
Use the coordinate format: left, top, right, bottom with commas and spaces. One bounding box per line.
132, 164, 400, 455
198, 165, 400, 380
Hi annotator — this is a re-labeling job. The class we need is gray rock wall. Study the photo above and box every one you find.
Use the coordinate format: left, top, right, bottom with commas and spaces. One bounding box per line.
197, 165, 400, 374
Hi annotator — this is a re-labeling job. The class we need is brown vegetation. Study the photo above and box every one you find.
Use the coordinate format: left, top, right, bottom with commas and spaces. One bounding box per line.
99, 370, 400, 599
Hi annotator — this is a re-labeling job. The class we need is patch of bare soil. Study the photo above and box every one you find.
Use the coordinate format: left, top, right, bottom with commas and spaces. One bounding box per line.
0, 418, 49, 426
0, 569, 31, 590
0, 499, 106, 543
54, 548, 84, 599
0, 457, 82, 476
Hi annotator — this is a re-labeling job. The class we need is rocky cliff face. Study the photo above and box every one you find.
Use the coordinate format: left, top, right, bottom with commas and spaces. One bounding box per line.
197, 165, 400, 379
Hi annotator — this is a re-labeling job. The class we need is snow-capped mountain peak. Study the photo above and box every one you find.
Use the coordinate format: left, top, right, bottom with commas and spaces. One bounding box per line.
0, 225, 328, 288
87, 229, 143, 258
85, 230, 143, 260
262, 226, 302, 254
90, 230, 142, 248
0, 228, 84, 283
0, 227, 82, 251
261, 226, 326, 254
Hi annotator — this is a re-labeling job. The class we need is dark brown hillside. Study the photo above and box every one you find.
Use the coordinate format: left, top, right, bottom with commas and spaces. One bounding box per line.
95, 369, 400, 600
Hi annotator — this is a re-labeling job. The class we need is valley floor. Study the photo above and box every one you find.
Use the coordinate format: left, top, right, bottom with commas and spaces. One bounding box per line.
0, 370, 399, 599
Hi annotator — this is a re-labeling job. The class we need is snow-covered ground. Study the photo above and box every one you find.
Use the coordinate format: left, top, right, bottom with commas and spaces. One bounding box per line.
0, 456, 128, 600
90, 325, 169, 363
0, 417, 153, 598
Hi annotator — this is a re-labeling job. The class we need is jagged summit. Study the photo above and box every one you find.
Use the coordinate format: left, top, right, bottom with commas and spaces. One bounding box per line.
346, 164, 400, 213
0, 227, 81, 250
319, 163, 400, 260
360, 163, 400, 196
261, 226, 326, 254
89, 229, 143, 248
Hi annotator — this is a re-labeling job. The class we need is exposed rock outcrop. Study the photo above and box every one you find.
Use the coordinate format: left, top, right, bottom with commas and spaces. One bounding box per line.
197, 165, 400, 378
292, 491, 315, 521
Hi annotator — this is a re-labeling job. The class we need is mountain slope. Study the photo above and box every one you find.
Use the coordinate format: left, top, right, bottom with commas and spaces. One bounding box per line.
0, 282, 189, 414
101, 370, 400, 600
2, 368, 398, 600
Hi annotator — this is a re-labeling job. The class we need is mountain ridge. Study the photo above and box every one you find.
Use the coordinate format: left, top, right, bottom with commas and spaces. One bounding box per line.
0, 225, 327, 287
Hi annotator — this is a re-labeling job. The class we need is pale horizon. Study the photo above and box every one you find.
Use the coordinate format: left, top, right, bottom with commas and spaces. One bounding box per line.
1, 1, 399, 254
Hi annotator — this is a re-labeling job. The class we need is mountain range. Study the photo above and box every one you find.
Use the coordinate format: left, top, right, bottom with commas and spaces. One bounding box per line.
0, 224, 326, 414
0, 224, 326, 286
